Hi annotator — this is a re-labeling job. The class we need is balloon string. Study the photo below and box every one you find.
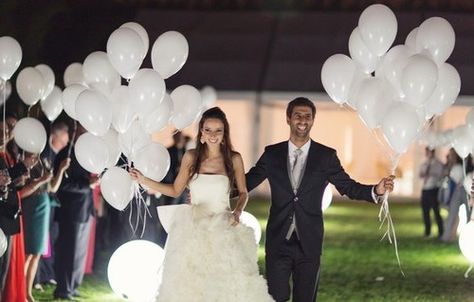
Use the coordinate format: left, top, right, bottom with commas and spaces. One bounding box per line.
465, 264, 473, 278
378, 153, 405, 277
2, 81, 6, 153
462, 158, 472, 221
129, 182, 152, 239
64, 120, 77, 179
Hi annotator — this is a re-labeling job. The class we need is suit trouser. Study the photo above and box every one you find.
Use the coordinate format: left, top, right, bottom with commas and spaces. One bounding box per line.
421, 188, 443, 236
54, 217, 91, 297
266, 234, 321, 302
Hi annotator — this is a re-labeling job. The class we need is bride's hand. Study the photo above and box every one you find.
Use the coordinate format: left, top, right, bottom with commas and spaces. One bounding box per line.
231, 210, 242, 226
129, 168, 145, 183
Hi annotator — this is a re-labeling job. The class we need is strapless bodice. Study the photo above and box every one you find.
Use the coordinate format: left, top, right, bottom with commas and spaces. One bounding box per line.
189, 174, 230, 214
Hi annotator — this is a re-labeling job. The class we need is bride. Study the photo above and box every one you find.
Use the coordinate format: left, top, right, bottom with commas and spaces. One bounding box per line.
129, 107, 274, 302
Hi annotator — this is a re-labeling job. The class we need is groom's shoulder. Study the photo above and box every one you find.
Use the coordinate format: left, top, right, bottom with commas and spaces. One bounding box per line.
311, 141, 336, 154
263, 141, 288, 152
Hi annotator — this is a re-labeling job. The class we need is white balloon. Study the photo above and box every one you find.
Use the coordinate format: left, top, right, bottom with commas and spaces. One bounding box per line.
107, 27, 144, 79
354, 77, 384, 129
100, 167, 134, 211
75, 89, 112, 136
375, 45, 410, 98
40, 86, 63, 122
459, 221, 474, 264
358, 4, 397, 56
452, 126, 473, 159
132, 142, 170, 182
35, 64, 55, 100
382, 102, 421, 154
13, 118, 47, 154
348, 27, 378, 74
129, 68, 166, 119
404, 27, 418, 53
466, 108, 474, 138
110, 85, 136, 133
401, 54, 438, 107
0, 36, 22, 81
61, 84, 87, 120
140, 93, 173, 134
0, 228, 6, 257
101, 128, 121, 168
118, 121, 151, 158
322, 184, 333, 212
416, 17, 455, 65
347, 69, 370, 109
63, 62, 87, 87
16, 67, 45, 106
200, 86, 218, 109
151, 31, 189, 79
75, 132, 109, 174
108, 240, 164, 302
424, 63, 461, 118
321, 54, 356, 104
120, 22, 149, 59
240, 211, 262, 244
170, 85, 202, 130
83, 51, 120, 96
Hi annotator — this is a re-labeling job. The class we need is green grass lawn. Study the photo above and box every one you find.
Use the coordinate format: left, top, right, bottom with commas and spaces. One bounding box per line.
35, 198, 473, 301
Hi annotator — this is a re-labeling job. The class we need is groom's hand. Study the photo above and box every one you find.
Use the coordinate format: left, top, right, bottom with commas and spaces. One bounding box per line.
375, 175, 395, 195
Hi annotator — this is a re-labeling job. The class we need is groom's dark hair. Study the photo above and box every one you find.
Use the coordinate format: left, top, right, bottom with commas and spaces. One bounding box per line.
286, 97, 316, 118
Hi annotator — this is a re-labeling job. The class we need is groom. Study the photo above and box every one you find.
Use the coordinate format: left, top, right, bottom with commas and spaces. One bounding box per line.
246, 97, 395, 302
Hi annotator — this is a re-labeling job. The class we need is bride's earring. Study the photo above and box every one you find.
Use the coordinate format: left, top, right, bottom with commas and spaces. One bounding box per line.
200, 137, 205, 144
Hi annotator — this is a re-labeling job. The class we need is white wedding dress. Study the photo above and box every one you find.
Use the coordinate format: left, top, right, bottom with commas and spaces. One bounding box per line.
156, 174, 274, 302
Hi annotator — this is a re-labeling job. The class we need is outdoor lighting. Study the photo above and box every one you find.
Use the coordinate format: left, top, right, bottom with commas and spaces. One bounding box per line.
459, 221, 474, 278
0, 228, 6, 257
322, 184, 333, 212
457, 204, 468, 235
108, 240, 165, 302
240, 211, 262, 244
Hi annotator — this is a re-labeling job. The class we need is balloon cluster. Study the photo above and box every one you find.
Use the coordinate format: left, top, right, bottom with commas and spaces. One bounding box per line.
0, 36, 48, 154
62, 23, 207, 210
321, 4, 460, 155
421, 107, 474, 159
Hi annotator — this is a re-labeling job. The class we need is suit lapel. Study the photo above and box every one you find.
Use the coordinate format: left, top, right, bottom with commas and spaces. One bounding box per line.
275, 142, 294, 193
297, 140, 318, 194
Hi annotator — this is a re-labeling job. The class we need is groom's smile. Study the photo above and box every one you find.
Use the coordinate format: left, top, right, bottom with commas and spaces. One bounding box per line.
287, 105, 314, 140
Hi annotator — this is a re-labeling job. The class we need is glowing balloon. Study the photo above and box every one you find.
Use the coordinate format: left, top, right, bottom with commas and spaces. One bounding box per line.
108, 240, 164, 302
240, 211, 262, 244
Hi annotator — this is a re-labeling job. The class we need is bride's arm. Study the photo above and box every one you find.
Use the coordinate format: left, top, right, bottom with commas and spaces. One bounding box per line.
231, 153, 249, 226
130, 150, 194, 198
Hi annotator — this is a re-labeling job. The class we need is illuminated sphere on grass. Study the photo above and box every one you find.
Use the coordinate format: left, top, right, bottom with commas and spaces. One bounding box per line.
322, 184, 333, 212
240, 211, 262, 244
0, 228, 7, 257
459, 221, 474, 264
108, 240, 165, 302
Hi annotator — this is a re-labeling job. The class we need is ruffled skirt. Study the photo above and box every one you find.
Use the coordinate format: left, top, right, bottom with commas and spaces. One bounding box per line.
156, 205, 274, 302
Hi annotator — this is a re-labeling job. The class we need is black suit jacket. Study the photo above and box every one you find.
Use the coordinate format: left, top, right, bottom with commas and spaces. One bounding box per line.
246, 140, 375, 258
54, 145, 93, 223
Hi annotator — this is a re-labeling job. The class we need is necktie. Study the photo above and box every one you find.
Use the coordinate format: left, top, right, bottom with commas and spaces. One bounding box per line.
292, 149, 303, 191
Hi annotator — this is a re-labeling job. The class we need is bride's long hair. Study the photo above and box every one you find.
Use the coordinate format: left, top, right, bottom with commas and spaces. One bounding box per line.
191, 107, 235, 187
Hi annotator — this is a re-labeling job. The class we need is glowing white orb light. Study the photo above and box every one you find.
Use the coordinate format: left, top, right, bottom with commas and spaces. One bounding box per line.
457, 204, 469, 235
322, 184, 333, 212
240, 211, 262, 244
0, 228, 7, 257
459, 221, 474, 278
108, 240, 165, 302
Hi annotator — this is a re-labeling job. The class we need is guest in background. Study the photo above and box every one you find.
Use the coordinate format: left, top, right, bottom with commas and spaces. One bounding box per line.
0, 110, 38, 302
441, 149, 474, 242
53, 124, 99, 300
36, 121, 70, 287
161, 132, 191, 205
419, 147, 444, 238
21, 151, 70, 302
